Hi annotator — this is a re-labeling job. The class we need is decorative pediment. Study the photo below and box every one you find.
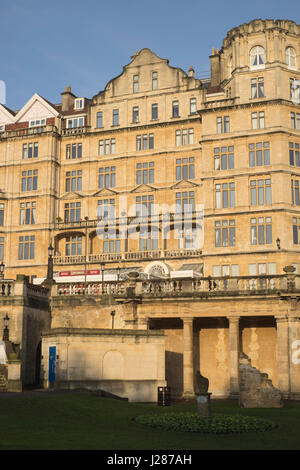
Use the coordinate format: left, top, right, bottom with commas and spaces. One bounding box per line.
14, 93, 59, 123
60, 191, 85, 200
170, 180, 198, 190
130, 184, 157, 193
92, 187, 118, 197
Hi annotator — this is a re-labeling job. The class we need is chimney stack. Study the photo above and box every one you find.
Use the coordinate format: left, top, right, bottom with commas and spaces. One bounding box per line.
209, 48, 221, 87
188, 66, 195, 78
61, 86, 76, 111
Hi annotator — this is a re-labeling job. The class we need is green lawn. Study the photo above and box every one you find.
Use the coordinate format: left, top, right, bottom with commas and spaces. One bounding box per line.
0, 391, 299, 450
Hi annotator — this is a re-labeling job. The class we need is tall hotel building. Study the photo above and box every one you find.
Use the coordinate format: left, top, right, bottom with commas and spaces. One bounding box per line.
0, 18, 300, 400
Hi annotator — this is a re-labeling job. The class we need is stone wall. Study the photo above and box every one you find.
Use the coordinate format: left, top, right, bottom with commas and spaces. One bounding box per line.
41, 328, 166, 402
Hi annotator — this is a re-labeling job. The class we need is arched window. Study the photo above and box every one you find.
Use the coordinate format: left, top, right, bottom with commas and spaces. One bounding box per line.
250, 46, 266, 69
286, 47, 296, 69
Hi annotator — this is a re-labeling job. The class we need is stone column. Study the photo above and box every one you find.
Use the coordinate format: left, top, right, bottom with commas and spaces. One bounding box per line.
182, 317, 194, 398
228, 316, 240, 398
275, 315, 290, 398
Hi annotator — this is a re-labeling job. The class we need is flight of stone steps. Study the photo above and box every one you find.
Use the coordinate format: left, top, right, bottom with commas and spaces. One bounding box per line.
0, 365, 7, 392
239, 352, 283, 407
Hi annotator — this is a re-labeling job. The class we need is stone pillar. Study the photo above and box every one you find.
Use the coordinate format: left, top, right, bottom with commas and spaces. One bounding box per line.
275, 315, 290, 398
228, 316, 240, 398
182, 317, 194, 398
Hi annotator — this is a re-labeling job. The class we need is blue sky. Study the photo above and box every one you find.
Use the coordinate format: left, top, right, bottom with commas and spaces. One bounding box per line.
1, 0, 300, 110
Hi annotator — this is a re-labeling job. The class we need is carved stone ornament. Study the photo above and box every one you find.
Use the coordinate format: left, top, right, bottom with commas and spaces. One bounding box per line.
195, 370, 209, 394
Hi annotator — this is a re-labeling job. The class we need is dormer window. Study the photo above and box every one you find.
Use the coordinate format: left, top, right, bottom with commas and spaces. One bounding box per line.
250, 46, 266, 70
74, 98, 84, 110
286, 47, 296, 69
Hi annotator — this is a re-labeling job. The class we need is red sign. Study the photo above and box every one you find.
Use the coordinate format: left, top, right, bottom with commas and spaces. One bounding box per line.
59, 269, 101, 277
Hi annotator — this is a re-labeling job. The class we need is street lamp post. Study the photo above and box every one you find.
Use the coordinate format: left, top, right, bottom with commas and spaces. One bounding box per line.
117, 266, 120, 293
2, 314, 9, 341
0, 261, 5, 280
100, 262, 105, 294
47, 244, 54, 280
111, 310, 115, 329
84, 216, 89, 283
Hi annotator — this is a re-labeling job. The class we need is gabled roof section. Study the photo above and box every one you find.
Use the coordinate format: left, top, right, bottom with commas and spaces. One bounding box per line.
127, 48, 169, 68
92, 48, 191, 101
14, 93, 59, 123
0, 104, 15, 125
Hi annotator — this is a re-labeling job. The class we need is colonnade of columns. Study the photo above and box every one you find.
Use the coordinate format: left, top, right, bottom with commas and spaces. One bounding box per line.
181, 315, 300, 399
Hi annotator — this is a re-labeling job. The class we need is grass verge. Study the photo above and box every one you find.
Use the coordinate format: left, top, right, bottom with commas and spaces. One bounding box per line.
0, 391, 299, 450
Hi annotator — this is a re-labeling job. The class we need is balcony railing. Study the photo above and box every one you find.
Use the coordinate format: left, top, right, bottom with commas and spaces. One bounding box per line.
54, 272, 300, 297
57, 282, 126, 296
61, 127, 88, 136
138, 275, 288, 295
53, 249, 202, 265
54, 211, 203, 231
1, 125, 58, 138
0, 280, 13, 297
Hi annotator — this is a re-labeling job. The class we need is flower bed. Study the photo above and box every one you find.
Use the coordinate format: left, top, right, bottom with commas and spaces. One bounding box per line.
135, 412, 277, 434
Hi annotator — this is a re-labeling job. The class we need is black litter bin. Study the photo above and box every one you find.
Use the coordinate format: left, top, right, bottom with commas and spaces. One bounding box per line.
157, 386, 171, 406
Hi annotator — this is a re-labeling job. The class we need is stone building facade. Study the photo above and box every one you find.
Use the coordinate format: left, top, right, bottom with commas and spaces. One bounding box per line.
0, 18, 300, 401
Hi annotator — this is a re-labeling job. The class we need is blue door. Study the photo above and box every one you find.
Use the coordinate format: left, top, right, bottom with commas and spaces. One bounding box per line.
49, 346, 56, 384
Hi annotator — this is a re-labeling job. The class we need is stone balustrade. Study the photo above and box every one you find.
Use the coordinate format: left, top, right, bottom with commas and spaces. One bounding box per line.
54, 273, 295, 297
0, 277, 49, 299
1, 125, 58, 138
26, 283, 50, 298
57, 281, 126, 296
53, 249, 202, 265
0, 281, 13, 297
1, 269, 298, 299
137, 275, 287, 295
60, 127, 88, 136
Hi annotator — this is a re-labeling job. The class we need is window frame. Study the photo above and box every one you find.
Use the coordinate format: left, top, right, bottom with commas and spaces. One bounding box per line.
152, 71, 158, 90
172, 100, 179, 118
250, 46, 266, 70
98, 166, 116, 189
250, 178, 272, 206
286, 47, 296, 70
112, 109, 119, 126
